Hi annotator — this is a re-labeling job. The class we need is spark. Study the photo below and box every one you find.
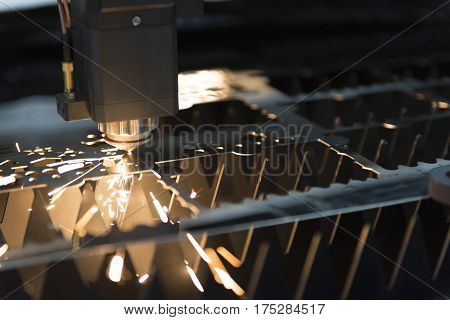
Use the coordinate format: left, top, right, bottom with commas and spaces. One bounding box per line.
47, 155, 122, 168
150, 192, 168, 223
214, 268, 245, 296
15, 142, 21, 152
190, 190, 197, 199
108, 203, 115, 219
117, 197, 128, 203
0, 160, 11, 167
30, 157, 61, 165
57, 162, 85, 174
48, 163, 101, 196
108, 251, 125, 283
104, 175, 132, 224
204, 248, 245, 297
107, 177, 117, 190
151, 170, 161, 179
216, 246, 242, 268
0, 175, 16, 187
107, 175, 133, 223
382, 122, 397, 129
0, 244, 8, 258
186, 233, 211, 264
186, 265, 204, 292
117, 201, 126, 212
138, 274, 150, 284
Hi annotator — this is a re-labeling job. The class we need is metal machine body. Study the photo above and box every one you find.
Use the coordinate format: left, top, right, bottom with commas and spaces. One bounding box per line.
57, 0, 203, 150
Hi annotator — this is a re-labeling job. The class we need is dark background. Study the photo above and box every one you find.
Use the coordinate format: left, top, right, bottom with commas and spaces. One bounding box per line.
1, 0, 450, 102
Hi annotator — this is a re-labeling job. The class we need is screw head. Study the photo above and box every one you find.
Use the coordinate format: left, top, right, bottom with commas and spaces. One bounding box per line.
132, 16, 142, 26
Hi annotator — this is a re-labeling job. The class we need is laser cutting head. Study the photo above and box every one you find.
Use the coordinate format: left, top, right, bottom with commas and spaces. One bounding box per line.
56, 0, 203, 151
98, 118, 159, 152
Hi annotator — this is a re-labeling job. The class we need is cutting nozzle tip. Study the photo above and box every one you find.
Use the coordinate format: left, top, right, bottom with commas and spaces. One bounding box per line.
104, 135, 152, 152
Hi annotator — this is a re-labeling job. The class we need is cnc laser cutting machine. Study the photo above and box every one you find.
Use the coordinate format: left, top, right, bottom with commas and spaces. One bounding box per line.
0, 0, 449, 300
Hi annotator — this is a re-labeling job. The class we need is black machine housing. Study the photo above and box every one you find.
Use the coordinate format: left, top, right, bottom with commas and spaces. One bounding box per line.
57, 0, 203, 123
